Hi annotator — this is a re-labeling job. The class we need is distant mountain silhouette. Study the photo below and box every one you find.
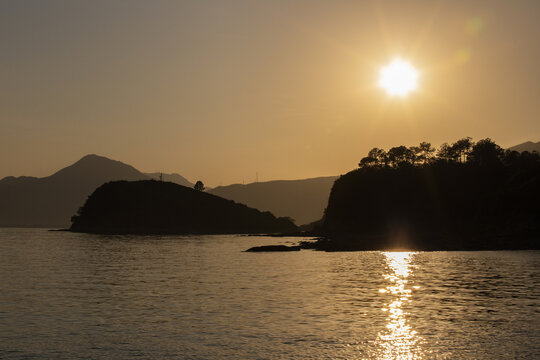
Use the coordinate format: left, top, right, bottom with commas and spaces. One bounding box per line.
209, 176, 338, 225
0, 154, 337, 228
70, 180, 298, 234
145, 172, 193, 187
0, 155, 150, 227
509, 141, 540, 153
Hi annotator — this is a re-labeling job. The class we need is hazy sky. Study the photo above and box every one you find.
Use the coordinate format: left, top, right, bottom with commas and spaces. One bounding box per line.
2, 0, 539, 186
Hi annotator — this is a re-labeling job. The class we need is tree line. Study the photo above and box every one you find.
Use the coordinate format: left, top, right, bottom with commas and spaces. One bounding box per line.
358, 137, 539, 168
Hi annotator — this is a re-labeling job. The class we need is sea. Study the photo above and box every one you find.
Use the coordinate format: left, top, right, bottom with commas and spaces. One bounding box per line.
1, 228, 539, 359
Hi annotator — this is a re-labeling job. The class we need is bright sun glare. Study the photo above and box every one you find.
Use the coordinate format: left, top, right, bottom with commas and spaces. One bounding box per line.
379, 59, 419, 97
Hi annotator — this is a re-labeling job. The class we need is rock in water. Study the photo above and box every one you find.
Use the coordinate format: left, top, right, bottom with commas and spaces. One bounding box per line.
245, 245, 301, 252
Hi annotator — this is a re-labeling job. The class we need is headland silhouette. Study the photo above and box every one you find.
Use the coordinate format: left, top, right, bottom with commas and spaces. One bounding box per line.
308, 138, 540, 250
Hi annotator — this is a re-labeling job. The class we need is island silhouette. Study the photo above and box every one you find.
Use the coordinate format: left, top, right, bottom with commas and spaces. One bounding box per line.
70, 180, 297, 235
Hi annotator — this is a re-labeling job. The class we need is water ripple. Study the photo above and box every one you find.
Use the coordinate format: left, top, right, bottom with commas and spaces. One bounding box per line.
0, 229, 539, 359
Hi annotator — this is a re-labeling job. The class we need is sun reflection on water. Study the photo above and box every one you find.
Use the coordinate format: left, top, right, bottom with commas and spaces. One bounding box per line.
376, 252, 423, 359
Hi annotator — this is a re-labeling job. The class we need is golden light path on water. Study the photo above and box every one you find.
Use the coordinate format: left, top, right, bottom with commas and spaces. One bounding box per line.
376, 252, 424, 359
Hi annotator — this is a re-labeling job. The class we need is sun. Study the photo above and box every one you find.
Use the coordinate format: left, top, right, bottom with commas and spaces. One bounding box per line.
378, 59, 419, 97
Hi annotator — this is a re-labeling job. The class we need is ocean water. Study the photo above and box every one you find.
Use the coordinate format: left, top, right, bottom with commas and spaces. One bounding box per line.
0, 228, 539, 359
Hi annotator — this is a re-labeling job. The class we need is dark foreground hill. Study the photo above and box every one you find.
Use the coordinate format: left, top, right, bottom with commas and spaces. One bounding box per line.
316, 138, 540, 250
70, 180, 298, 235
209, 176, 338, 225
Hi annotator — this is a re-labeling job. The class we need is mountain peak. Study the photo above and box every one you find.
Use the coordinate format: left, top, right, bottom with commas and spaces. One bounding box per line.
47, 154, 148, 183
78, 153, 108, 161
73, 154, 120, 166
509, 141, 540, 153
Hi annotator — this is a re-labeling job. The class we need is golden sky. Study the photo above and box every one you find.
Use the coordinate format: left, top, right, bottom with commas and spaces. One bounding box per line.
1, 0, 539, 186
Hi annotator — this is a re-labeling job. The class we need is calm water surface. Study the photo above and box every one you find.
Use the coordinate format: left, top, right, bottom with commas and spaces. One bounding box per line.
1, 228, 539, 359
